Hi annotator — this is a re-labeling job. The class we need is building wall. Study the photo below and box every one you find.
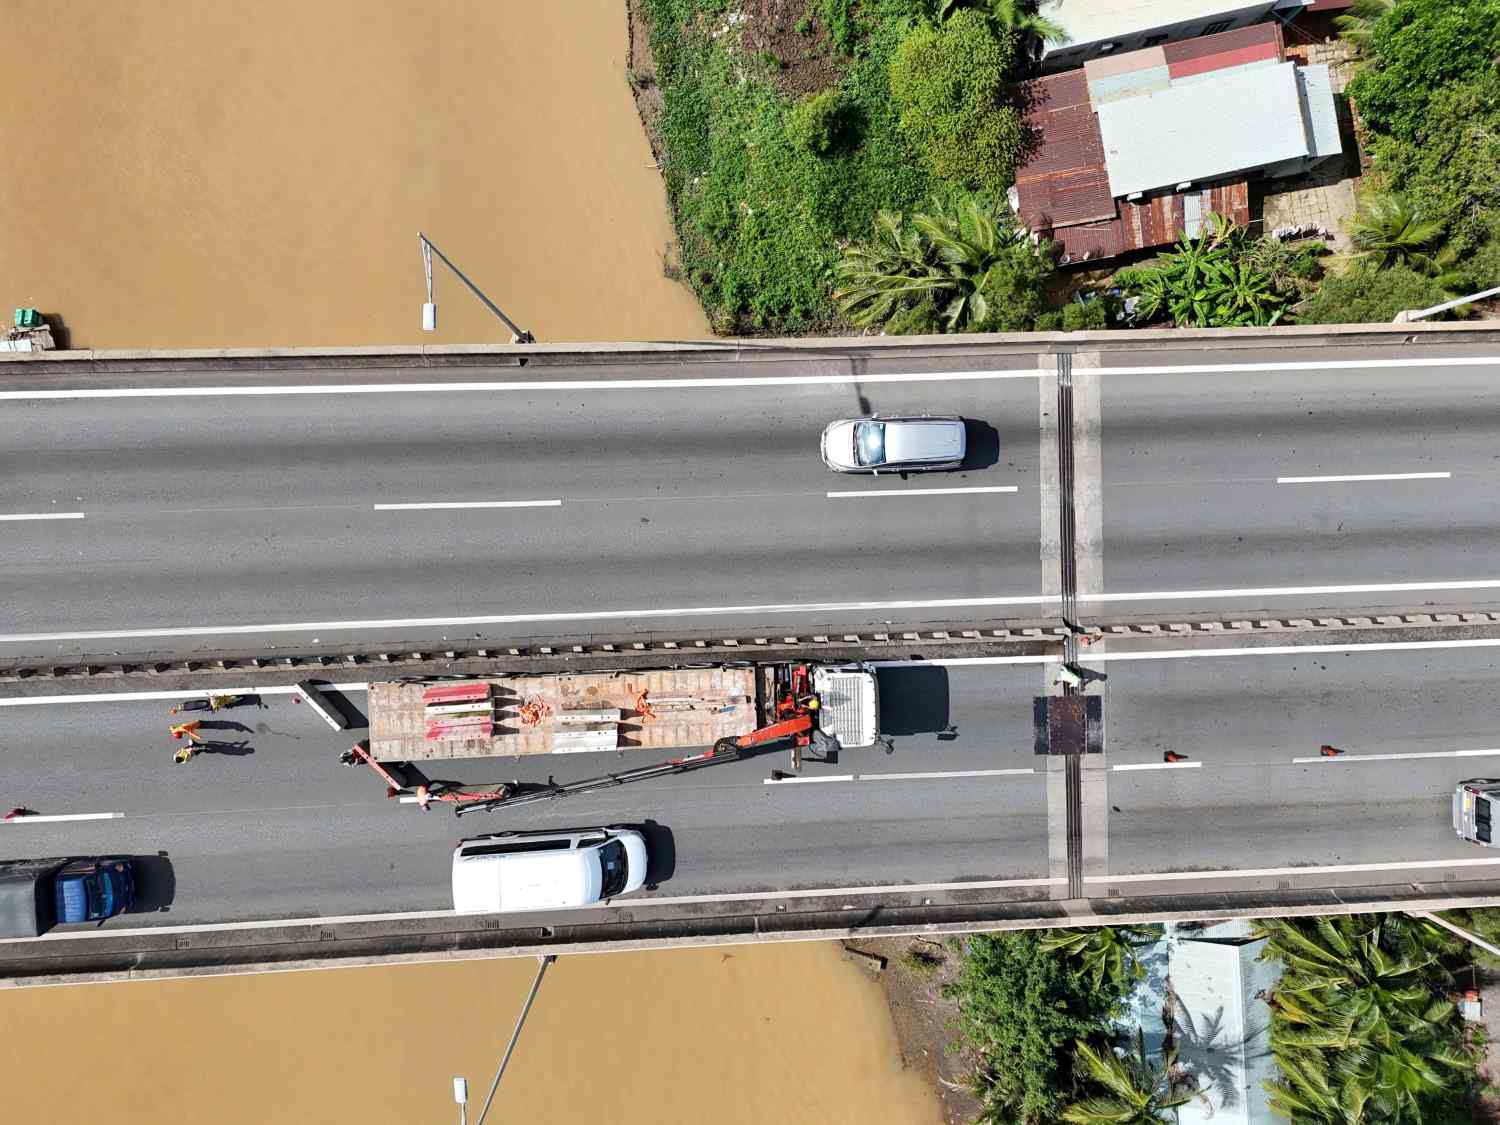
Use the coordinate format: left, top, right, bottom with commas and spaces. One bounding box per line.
1039, 2, 1284, 73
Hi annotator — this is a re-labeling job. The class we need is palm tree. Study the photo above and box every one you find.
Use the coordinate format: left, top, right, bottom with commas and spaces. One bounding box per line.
1334, 0, 1394, 53
1061, 1031, 1193, 1125
1349, 191, 1451, 273
937, 0, 1069, 55
1256, 914, 1476, 1124
832, 209, 943, 330
1038, 926, 1161, 995
834, 196, 1048, 332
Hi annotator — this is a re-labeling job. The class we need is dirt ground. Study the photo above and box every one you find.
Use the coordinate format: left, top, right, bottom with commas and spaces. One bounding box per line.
626, 0, 667, 164
845, 937, 986, 1125
737, 0, 846, 97
626, 0, 846, 158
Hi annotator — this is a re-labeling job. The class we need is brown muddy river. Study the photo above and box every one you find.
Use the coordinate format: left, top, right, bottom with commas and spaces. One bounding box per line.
2, 947, 940, 1124
0, 4, 944, 1123
0, 0, 707, 347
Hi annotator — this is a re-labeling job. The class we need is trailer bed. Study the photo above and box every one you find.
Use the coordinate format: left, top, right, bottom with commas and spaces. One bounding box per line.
367, 668, 758, 760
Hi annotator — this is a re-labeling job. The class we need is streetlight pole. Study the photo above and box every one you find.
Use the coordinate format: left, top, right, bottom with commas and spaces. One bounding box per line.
419, 231, 535, 344
456, 953, 553, 1125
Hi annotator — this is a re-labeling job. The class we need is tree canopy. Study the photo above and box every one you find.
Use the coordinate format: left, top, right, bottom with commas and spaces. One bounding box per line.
949, 930, 1127, 1124
889, 10, 1025, 189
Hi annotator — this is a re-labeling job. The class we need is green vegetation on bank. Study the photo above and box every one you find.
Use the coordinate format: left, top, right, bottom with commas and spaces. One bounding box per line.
645, 0, 933, 332
834, 194, 1053, 333
641, 0, 1497, 336
1340, 0, 1500, 308
945, 914, 1487, 1125
951, 930, 1133, 1123
643, 0, 1050, 333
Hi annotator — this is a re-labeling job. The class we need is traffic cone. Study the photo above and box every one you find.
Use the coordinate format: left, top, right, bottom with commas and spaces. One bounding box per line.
1164, 751, 1188, 763
1320, 744, 1344, 757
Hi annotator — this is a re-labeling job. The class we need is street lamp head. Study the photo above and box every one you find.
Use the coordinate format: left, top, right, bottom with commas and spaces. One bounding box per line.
453, 1077, 468, 1105
422, 302, 437, 332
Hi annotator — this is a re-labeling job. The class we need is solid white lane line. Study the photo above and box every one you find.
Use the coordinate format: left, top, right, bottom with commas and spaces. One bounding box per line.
1111, 761, 1202, 771
6, 575, 1491, 646
1096, 356, 1500, 377
0, 594, 1059, 645
1086, 578, 1500, 603
827, 486, 1019, 499
1291, 747, 1500, 764
1, 812, 124, 824
1088, 638, 1500, 663
0, 368, 1041, 402
0, 684, 369, 707
373, 499, 561, 511
4, 875, 1066, 943
7, 353, 1500, 404
763, 774, 855, 785
0, 511, 84, 521
861, 768, 1036, 781
1277, 472, 1451, 484
871, 655, 1060, 667
763, 768, 1036, 785
1087, 855, 1500, 884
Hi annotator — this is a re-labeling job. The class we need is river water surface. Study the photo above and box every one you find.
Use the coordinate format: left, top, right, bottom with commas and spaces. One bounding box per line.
0, 0, 707, 346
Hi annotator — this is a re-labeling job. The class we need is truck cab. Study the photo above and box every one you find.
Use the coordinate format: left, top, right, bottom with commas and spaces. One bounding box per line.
812, 665, 880, 749
55, 858, 135, 924
1454, 780, 1500, 845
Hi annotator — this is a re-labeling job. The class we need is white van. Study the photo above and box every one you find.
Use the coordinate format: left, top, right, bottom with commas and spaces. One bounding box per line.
451, 827, 649, 913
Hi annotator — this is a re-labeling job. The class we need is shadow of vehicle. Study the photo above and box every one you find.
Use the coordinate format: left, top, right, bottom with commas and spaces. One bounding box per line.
876, 666, 952, 737
960, 419, 1001, 471
633, 820, 676, 890
126, 852, 177, 913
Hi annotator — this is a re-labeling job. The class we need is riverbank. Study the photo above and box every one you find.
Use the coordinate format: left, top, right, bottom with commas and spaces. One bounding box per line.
1, 945, 944, 1124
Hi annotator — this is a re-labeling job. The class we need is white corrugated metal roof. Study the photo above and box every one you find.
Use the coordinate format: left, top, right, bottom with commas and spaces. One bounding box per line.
1170, 932, 1282, 1125
1297, 64, 1343, 159
1095, 61, 1311, 196
1039, 0, 1274, 53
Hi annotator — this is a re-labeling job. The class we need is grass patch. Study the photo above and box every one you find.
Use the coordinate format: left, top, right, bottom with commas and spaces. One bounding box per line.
644, 0, 930, 334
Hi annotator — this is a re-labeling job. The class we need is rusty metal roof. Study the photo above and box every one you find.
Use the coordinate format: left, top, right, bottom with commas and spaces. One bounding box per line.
1162, 20, 1282, 78
1013, 71, 1116, 230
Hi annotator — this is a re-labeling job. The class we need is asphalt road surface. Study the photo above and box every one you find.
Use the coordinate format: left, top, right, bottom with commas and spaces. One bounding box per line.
4, 641, 1500, 931
4, 339, 1500, 661
7, 335, 1500, 945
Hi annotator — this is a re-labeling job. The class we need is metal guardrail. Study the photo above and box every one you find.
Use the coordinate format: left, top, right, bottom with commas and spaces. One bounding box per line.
2, 610, 1497, 688
6, 878, 1500, 988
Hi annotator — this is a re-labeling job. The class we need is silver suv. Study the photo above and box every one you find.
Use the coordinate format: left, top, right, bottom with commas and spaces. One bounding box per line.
820, 416, 966, 473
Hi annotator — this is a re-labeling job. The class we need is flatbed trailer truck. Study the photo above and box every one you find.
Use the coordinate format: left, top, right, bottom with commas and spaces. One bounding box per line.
365, 662, 879, 761
345, 663, 881, 814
